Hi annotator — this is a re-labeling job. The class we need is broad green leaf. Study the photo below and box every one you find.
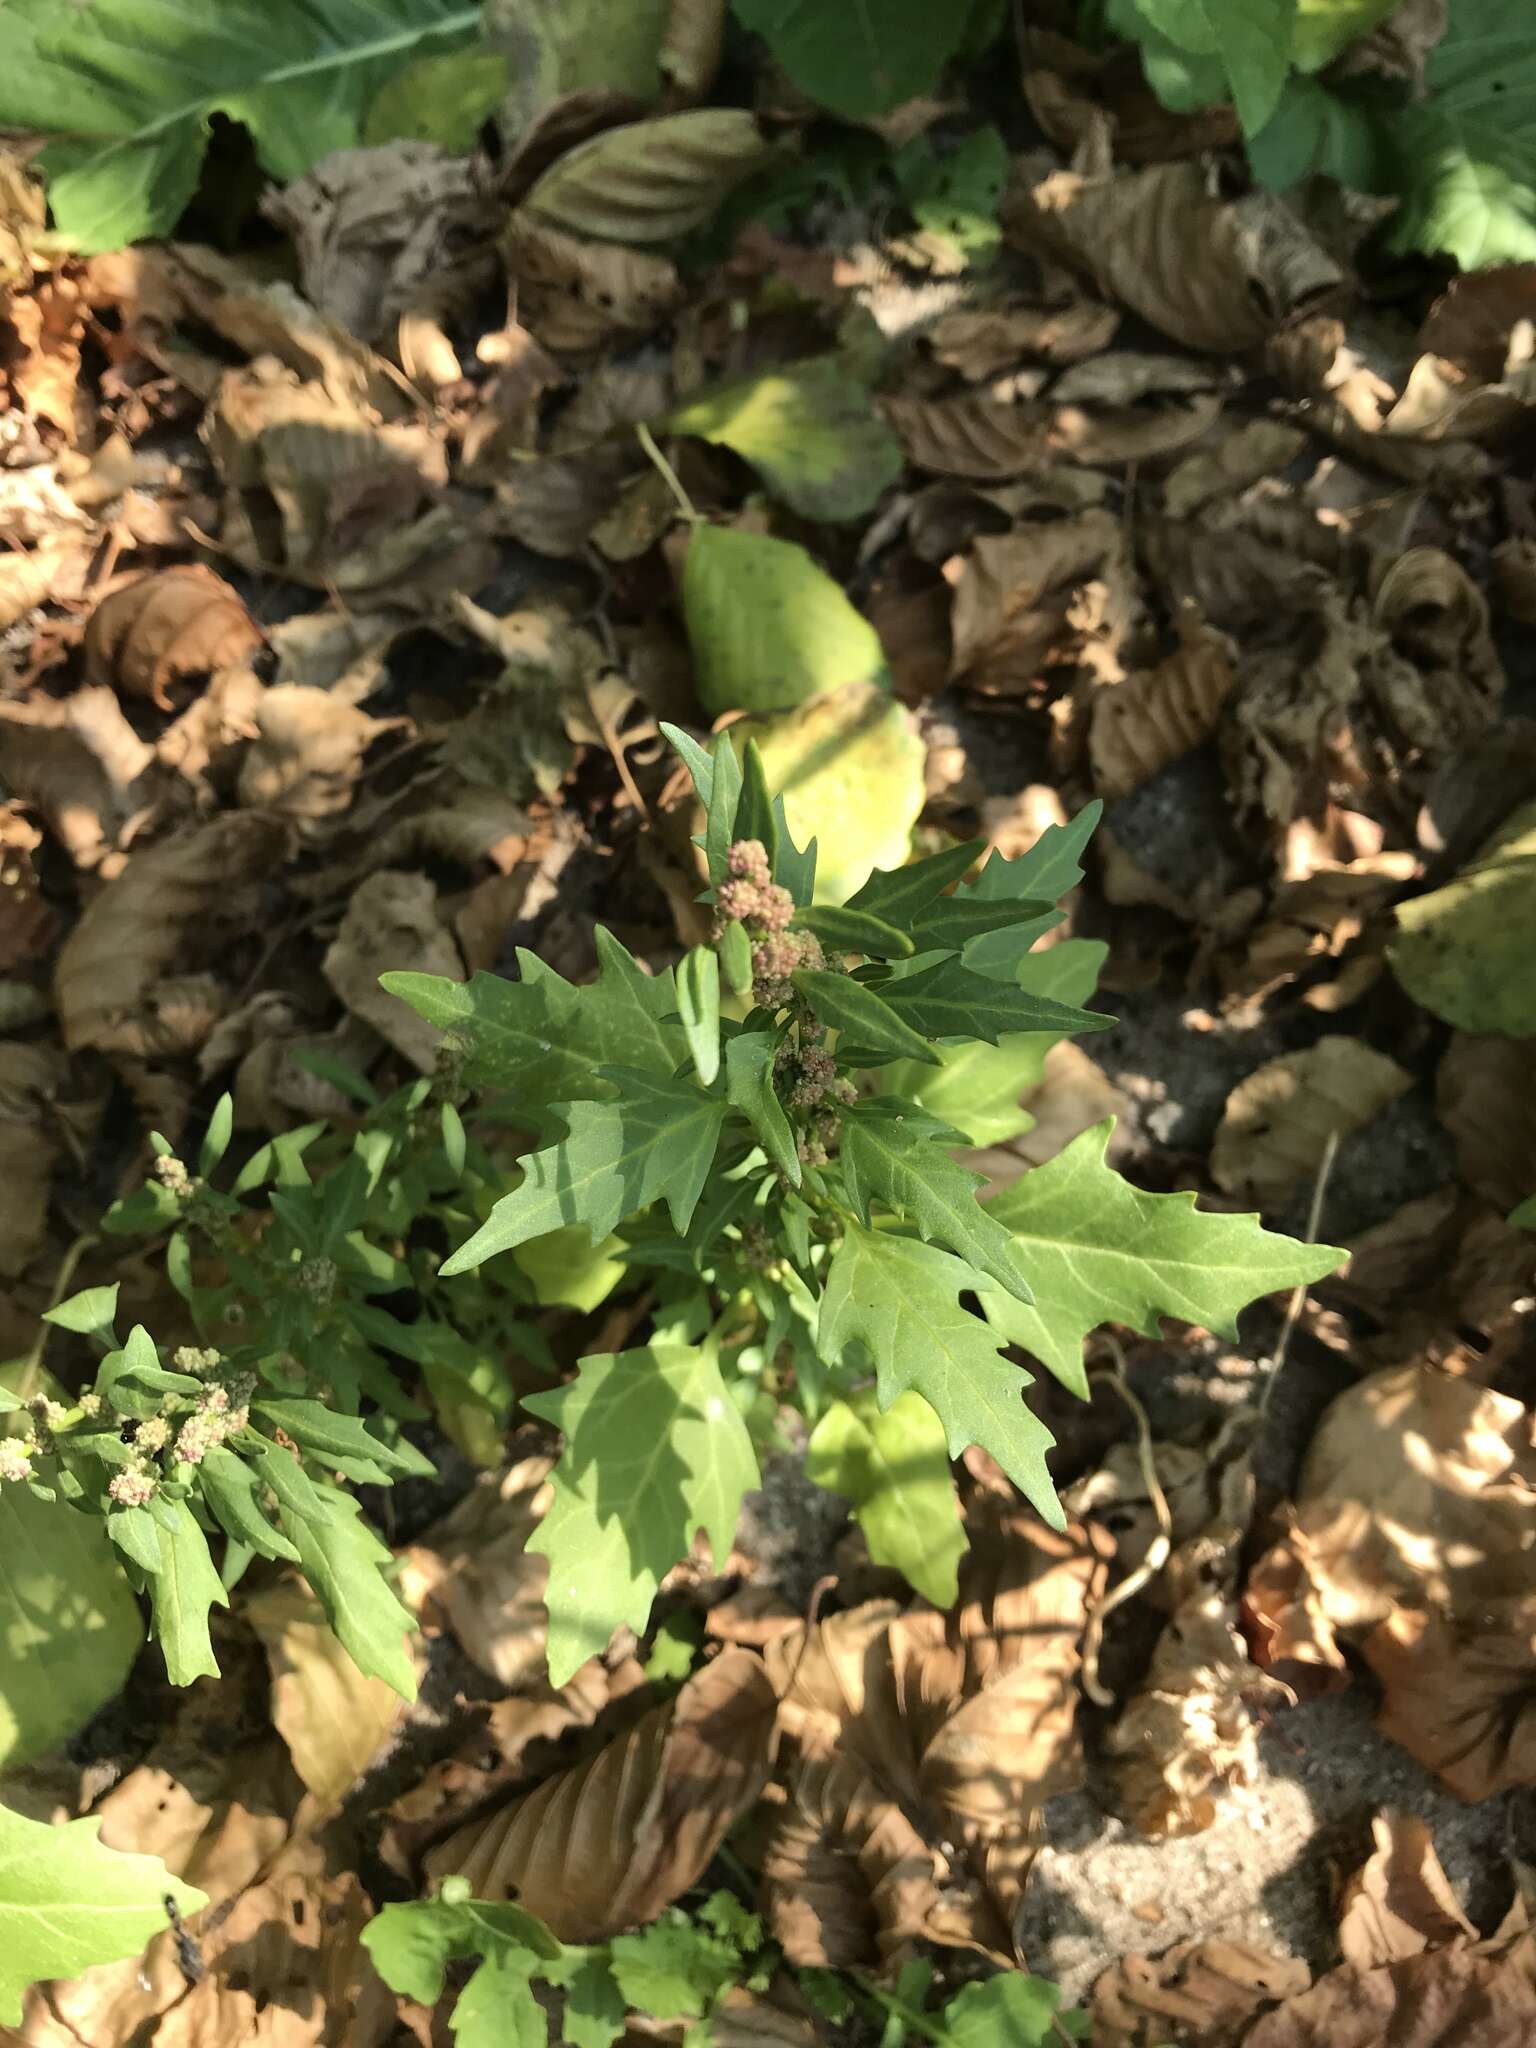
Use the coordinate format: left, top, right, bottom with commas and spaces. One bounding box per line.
807, 1387, 966, 1605
0, 1808, 207, 2026
608, 1914, 741, 2019
846, 839, 986, 924
1126, 0, 1295, 133
730, 0, 983, 118
894, 125, 1007, 264
683, 526, 888, 717
562, 1952, 628, 2048
794, 969, 939, 1066
677, 946, 721, 1087
841, 1103, 1033, 1302
795, 904, 913, 958
721, 920, 754, 995
733, 738, 781, 861
908, 893, 1053, 952
449, 1947, 547, 2048
941, 1969, 1063, 2046
818, 1227, 1060, 1527
0, 1479, 143, 1770
725, 1031, 801, 1186
667, 358, 903, 523
41, 1285, 119, 1346
254, 1446, 417, 1696
383, 929, 685, 1121
1388, 0, 1536, 267
251, 1399, 430, 1484
512, 1225, 627, 1310
960, 803, 1101, 905
1290, 0, 1398, 69
362, 47, 508, 148
145, 1498, 226, 1686
732, 683, 925, 903
1247, 74, 1387, 191
523, 1345, 760, 1684
442, 1074, 728, 1275
877, 958, 1111, 1047
0, 0, 480, 253
984, 1121, 1345, 1398
1389, 798, 1536, 1037
361, 1895, 561, 2005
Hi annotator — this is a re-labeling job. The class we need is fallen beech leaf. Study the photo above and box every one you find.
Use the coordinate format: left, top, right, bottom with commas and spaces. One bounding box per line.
425, 1648, 776, 1938
1221, 854, 1418, 1009
399, 1455, 555, 1689
1242, 1925, 1536, 2048
1163, 420, 1310, 519
884, 393, 1057, 481
1090, 1936, 1310, 2047
502, 213, 681, 352
54, 814, 289, 1056
0, 1042, 65, 1277
1210, 1037, 1414, 1205
237, 684, 399, 822
948, 511, 1135, 697
761, 1753, 940, 1968
1339, 1815, 1476, 1970
244, 1579, 406, 1813
84, 566, 264, 712
322, 870, 463, 1072
1366, 1599, 1536, 1801
1005, 162, 1343, 353
522, 108, 774, 241
0, 685, 153, 871
1089, 607, 1236, 801
1392, 798, 1536, 1037
1436, 1033, 1536, 1213
926, 300, 1122, 380
1372, 548, 1504, 716
1418, 263, 1536, 381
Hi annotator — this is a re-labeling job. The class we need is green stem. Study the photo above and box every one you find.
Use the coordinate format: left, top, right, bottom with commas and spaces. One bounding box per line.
636, 421, 700, 523
851, 1975, 951, 2045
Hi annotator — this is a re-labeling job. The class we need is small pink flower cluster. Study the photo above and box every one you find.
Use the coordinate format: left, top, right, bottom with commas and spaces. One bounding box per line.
715, 840, 822, 1009
108, 1466, 158, 1507
0, 1438, 34, 1484
173, 1384, 250, 1467
751, 929, 823, 1009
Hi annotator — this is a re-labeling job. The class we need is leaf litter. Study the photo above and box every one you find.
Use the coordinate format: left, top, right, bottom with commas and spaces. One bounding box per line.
2, 2, 1536, 2042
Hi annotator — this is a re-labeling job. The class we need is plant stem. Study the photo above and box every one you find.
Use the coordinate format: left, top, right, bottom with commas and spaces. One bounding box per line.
636, 421, 699, 522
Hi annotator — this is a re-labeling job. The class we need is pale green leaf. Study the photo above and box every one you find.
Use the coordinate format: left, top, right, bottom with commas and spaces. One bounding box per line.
684, 527, 889, 718
732, 684, 925, 906
984, 1121, 1345, 1398
725, 1031, 801, 1187
807, 1387, 966, 1605
895, 125, 1008, 263
362, 47, 507, 148
730, 0, 981, 118
941, 1970, 1063, 2046
840, 1103, 1033, 1301
144, 1498, 226, 1686
677, 946, 721, 1087
1389, 798, 1536, 1036
1388, 0, 1536, 268
1128, 0, 1295, 133
0, 0, 480, 253
523, 1346, 760, 1684
383, 927, 685, 1119
667, 358, 903, 523
512, 1225, 627, 1310
1291, 0, 1399, 69
198, 1445, 301, 1563
442, 1074, 728, 1275
41, 1285, 119, 1346
361, 1895, 561, 2005
0, 1480, 143, 1771
608, 1915, 740, 2019
877, 958, 1111, 1048
450, 1948, 547, 2048
562, 1953, 628, 2048
0, 1808, 207, 2026
818, 1226, 1060, 1528
794, 969, 939, 1066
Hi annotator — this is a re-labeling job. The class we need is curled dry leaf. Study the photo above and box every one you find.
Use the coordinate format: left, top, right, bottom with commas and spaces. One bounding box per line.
1004, 162, 1343, 354
0, 685, 153, 871
0, 1041, 64, 1279
761, 1754, 940, 1969
54, 814, 289, 1056
1338, 1814, 1476, 1970
1367, 1599, 1536, 1802
1210, 1037, 1414, 1206
521, 108, 775, 242
83, 566, 264, 711
1162, 420, 1310, 520
237, 684, 400, 823
926, 300, 1123, 380
1220, 854, 1418, 1011
1242, 1922, 1536, 2048
1090, 1936, 1310, 2048
1436, 1032, 1536, 1214
1089, 606, 1236, 801
885, 393, 1058, 482
244, 1579, 407, 1814
425, 1647, 777, 1938
1372, 548, 1504, 718
502, 213, 682, 354
948, 510, 1135, 696
322, 870, 463, 1072
398, 1454, 555, 1690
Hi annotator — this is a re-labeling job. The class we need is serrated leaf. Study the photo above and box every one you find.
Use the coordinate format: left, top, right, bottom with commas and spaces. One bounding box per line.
562, 1952, 628, 2048
145, 1497, 226, 1685
940, 1969, 1063, 2046
794, 967, 938, 1065
725, 1031, 801, 1186
1127, 0, 1295, 133
877, 957, 1111, 1048
807, 1387, 966, 1605
608, 1915, 740, 2019
730, 0, 981, 118
0, 1807, 207, 2025
1388, 0, 1536, 267
683, 526, 888, 718
254, 1445, 417, 1696
846, 839, 985, 923
818, 1226, 1060, 1527
908, 892, 1053, 952
523, 1345, 760, 1684
443, 1073, 728, 1275
666, 357, 903, 523
198, 1445, 300, 1563
0, 0, 480, 253
41, 1285, 119, 1346
522, 108, 776, 242
795, 904, 913, 958
677, 946, 721, 1086
383, 928, 686, 1121
252, 1399, 429, 1484
984, 1121, 1345, 1398
362, 1896, 561, 2005
840, 1102, 1033, 1301
960, 804, 1101, 905
451, 1947, 547, 2048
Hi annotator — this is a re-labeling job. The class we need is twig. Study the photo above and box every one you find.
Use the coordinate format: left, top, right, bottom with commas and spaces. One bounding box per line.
1079, 1333, 1172, 1710
1256, 1125, 1340, 1427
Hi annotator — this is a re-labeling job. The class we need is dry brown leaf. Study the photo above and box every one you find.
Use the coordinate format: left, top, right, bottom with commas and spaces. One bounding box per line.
1220, 853, 1418, 1009
1372, 547, 1504, 720
1162, 420, 1310, 520
84, 565, 264, 711
0, 806, 55, 974
237, 684, 399, 822
1089, 606, 1236, 800
157, 663, 267, 793
322, 869, 462, 1071
54, 813, 289, 1055
425, 1647, 776, 1938
1242, 1925, 1536, 2048
1050, 392, 1224, 466
1021, 30, 1241, 162
709, 1985, 820, 2047
0, 1041, 65, 1278
1210, 1037, 1414, 1205
1492, 536, 1536, 623
1090, 1936, 1311, 2047
244, 1578, 407, 1813
1419, 263, 1536, 382
0, 685, 154, 871
398, 1454, 555, 1689
926, 300, 1122, 380
502, 214, 682, 353
1338, 1815, 1477, 1970
948, 510, 1135, 696
1004, 161, 1342, 354
1366, 1599, 1536, 1801
0, 533, 95, 632
885, 393, 1060, 481
521, 108, 775, 242
6, 275, 87, 441
1436, 1033, 1536, 1214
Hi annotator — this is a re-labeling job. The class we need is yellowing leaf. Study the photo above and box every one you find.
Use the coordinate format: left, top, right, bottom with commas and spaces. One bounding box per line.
807, 1389, 966, 1605
522, 108, 775, 243
513, 1225, 627, 1311
245, 1579, 405, 1810
1390, 798, 1536, 1037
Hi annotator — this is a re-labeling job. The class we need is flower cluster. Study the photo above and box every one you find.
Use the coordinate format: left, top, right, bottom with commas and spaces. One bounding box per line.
154, 1153, 197, 1198
714, 840, 824, 1007
0, 1437, 34, 1484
